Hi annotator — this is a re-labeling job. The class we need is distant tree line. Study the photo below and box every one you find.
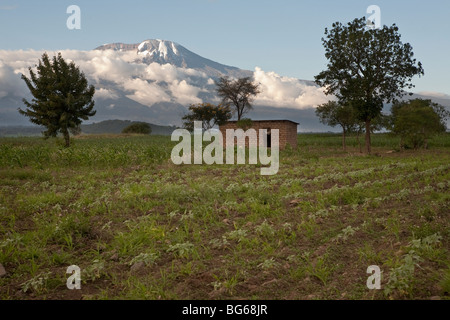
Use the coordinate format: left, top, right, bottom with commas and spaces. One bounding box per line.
316, 98, 448, 151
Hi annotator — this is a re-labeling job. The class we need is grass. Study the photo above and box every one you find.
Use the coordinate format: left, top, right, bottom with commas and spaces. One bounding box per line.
0, 132, 449, 300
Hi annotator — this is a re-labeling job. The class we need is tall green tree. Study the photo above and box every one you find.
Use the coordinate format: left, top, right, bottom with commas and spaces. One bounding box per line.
390, 99, 448, 149
216, 77, 260, 120
315, 17, 424, 154
19, 52, 96, 147
315, 101, 357, 151
182, 103, 232, 132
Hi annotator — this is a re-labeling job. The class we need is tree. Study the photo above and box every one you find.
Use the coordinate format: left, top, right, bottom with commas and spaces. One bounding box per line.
19, 52, 96, 147
216, 77, 260, 120
390, 99, 448, 149
315, 101, 358, 150
354, 113, 390, 153
182, 103, 232, 132
315, 17, 424, 154
122, 122, 152, 134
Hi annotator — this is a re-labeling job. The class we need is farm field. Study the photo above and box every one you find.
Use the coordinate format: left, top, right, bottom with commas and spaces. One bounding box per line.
0, 133, 449, 300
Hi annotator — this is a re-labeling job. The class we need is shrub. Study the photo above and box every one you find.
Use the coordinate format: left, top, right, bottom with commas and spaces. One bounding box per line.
390, 99, 448, 149
236, 118, 253, 131
122, 122, 152, 135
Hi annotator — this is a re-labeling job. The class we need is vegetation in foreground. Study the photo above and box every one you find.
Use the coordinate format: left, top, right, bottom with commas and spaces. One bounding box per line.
0, 133, 449, 300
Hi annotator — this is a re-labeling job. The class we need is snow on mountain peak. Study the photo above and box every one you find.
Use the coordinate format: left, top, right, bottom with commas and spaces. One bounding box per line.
137, 39, 181, 60
95, 38, 252, 78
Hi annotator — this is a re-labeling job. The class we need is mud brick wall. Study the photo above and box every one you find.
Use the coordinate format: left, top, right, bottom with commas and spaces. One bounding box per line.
219, 120, 298, 150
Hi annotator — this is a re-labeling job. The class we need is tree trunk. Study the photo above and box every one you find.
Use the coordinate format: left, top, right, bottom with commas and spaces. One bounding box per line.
365, 120, 371, 154
63, 129, 70, 147
237, 106, 242, 121
356, 130, 361, 153
342, 128, 346, 151
422, 128, 428, 149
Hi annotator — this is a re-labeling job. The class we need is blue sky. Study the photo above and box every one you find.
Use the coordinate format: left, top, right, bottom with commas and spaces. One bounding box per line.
1, 0, 449, 96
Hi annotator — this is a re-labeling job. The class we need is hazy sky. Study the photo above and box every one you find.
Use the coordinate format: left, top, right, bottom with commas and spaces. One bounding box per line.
1, 0, 449, 96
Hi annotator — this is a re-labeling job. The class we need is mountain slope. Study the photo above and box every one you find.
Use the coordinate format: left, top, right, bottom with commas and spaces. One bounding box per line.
96, 39, 253, 79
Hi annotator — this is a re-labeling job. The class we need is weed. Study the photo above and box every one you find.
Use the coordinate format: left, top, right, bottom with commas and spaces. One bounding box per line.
306, 255, 334, 286
440, 268, 450, 295
167, 242, 194, 258
212, 270, 243, 295
83, 259, 106, 283
258, 258, 278, 270
386, 216, 401, 241
209, 236, 229, 249
226, 229, 248, 243
129, 252, 159, 266
357, 243, 383, 264
335, 226, 359, 242
255, 220, 275, 238
21, 271, 52, 294
408, 233, 442, 252
384, 252, 421, 298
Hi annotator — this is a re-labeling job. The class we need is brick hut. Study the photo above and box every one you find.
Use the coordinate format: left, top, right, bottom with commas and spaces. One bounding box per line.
219, 120, 299, 150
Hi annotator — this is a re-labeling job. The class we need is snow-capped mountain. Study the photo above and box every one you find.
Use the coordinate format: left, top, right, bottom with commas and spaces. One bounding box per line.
96, 39, 253, 79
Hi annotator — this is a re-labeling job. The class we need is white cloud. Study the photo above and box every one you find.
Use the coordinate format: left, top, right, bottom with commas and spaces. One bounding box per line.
168, 80, 203, 105
122, 78, 171, 106
417, 91, 450, 100
253, 67, 331, 109
0, 49, 208, 107
0, 60, 28, 98
0, 50, 333, 111
144, 63, 178, 83
94, 88, 119, 100
143, 62, 205, 83
79, 54, 146, 84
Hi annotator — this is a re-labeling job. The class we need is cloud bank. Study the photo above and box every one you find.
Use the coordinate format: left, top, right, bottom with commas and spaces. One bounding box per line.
253, 67, 330, 109
0, 49, 329, 109
417, 91, 450, 100
0, 60, 27, 98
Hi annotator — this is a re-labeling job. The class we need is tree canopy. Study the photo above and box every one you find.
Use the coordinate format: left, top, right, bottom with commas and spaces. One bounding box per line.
182, 103, 232, 132
315, 101, 357, 150
315, 17, 424, 154
19, 52, 96, 147
122, 122, 152, 135
389, 99, 448, 149
215, 77, 260, 121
